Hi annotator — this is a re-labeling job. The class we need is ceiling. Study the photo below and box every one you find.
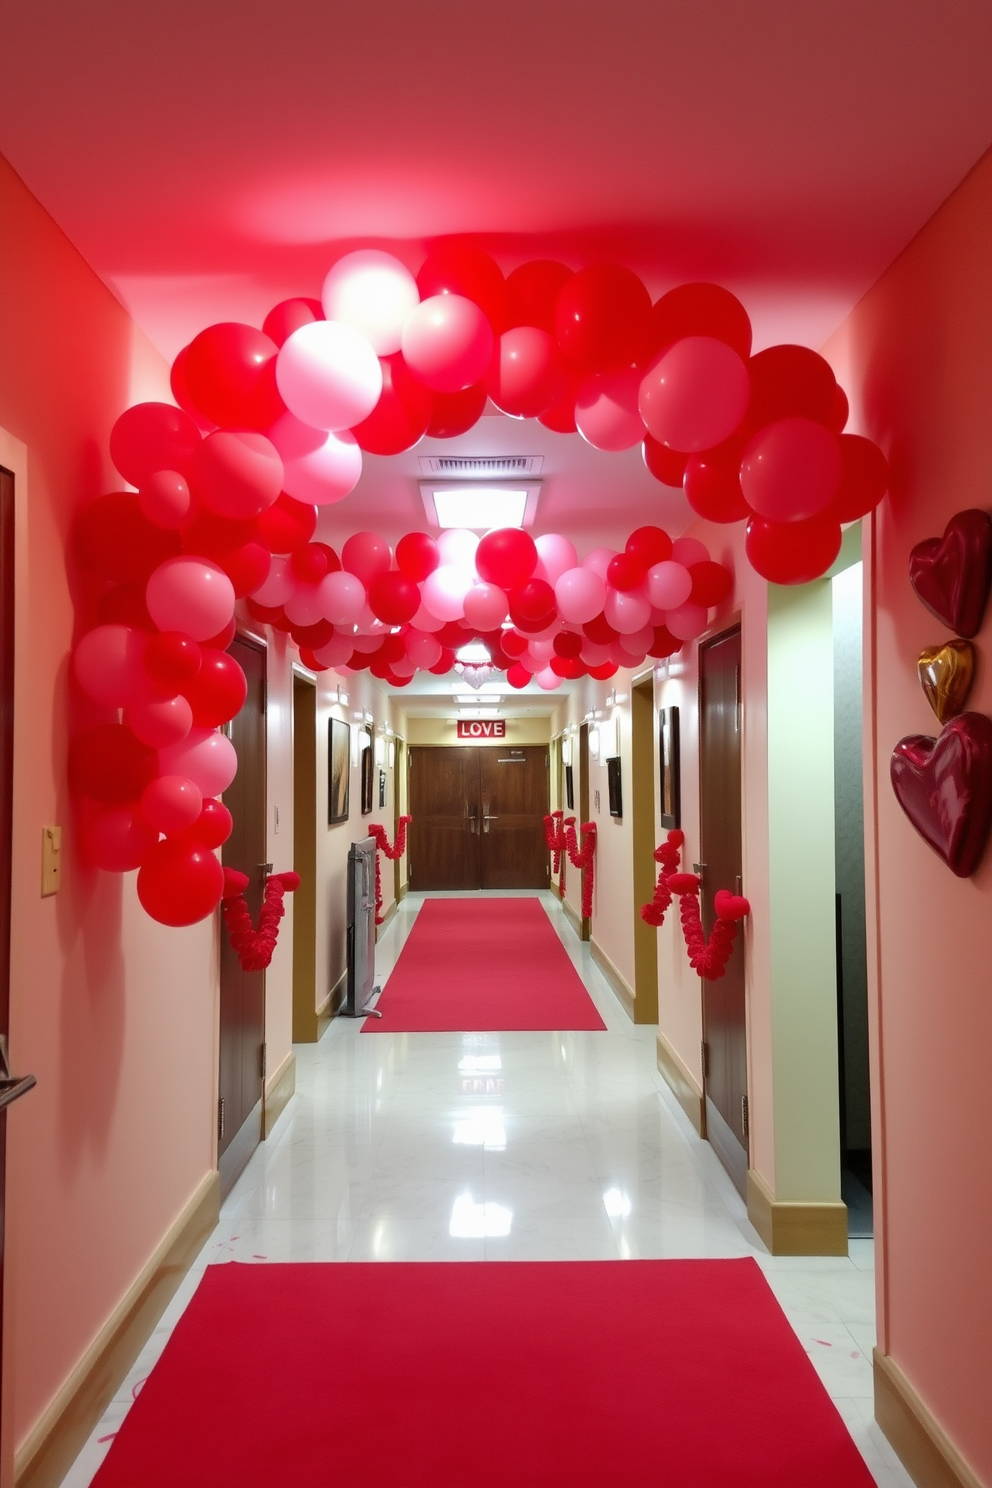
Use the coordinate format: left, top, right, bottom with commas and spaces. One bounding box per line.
3, 0, 991, 714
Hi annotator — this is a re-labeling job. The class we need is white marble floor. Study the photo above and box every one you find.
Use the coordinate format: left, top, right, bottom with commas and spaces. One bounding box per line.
61, 890, 913, 1488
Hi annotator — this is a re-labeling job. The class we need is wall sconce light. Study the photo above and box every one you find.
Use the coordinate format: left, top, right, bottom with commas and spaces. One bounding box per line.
328, 686, 349, 706
605, 688, 617, 708
588, 727, 600, 760
374, 735, 385, 766
388, 740, 396, 770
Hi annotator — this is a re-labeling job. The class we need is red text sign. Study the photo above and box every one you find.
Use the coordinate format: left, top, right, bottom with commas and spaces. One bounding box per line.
457, 719, 506, 739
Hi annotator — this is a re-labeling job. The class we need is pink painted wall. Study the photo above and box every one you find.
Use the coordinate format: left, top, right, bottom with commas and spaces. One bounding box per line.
0, 156, 219, 1468
824, 146, 992, 1483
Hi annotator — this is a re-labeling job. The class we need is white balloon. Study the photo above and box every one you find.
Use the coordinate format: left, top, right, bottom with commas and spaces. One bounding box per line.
276, 320, 382, 432
322, 250, 420, 357
270, 412, 362, 506
422, 564, 470, 622
437, 528, 479, 569
318, 570, 366, 626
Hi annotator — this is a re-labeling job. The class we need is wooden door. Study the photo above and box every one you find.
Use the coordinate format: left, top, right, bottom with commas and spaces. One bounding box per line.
219, 636, 267, 1198
479, 746, 549, 889
0, 470, 14, 1467
699, 627, 748, 1195
408, 747, 480, 889
291, 673, 318, 1042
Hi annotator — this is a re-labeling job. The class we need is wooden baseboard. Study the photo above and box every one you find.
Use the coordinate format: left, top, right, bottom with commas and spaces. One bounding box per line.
15, 1171, 219, 1488
874, 1350, 982, 1488
656, 1030, 705, 1136
549, 879, 562, 900
263, 1050, 296, 1139
560, 895, 584, 939
398, 881, 408, 900
317, 968, 346, 1037
746, 1168, 848, 1256
590, 938, 636, 1021
375, 898, 398, 937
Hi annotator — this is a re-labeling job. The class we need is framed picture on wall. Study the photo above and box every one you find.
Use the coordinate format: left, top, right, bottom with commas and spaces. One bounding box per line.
607, 755, 622, 818
565, 763, 574, 811
361, 731, 374, 815
328, 718, 351, 825
378, 769, 386, 809
659, 706, 681, 830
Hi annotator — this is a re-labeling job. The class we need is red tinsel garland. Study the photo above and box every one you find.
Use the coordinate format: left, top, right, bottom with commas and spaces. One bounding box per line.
542, 809, 568, 894
221, 868, 300, 972
564, 818, 597, 919
639, 829, 750, 981
368, 815, 412, 925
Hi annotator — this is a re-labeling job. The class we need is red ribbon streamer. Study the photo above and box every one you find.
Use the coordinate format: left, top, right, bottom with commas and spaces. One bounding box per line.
639, 829, 750, 981
368, 815, 412, 925
221, 868, 300, 972
563, 818, 597, 919
543, 809, 568, 895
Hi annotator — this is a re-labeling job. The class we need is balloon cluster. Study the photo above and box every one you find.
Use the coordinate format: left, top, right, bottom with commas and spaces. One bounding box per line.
245, 523, 732, 690
640, 830, 751, 981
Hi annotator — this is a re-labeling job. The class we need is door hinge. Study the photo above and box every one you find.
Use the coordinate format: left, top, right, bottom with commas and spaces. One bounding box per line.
741, 1093, 750, 1142
260, 1042, 267, 1081
700, 1041, 708, 1080
261, 680, 268, 712
218, 1096, 225, 1141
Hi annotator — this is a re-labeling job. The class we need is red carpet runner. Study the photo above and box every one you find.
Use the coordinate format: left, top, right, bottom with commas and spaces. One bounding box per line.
92, 1259, 875, 1488
363, 896, 606, 1032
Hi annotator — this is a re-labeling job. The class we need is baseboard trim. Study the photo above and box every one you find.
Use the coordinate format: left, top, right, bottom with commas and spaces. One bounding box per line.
549, 879, 562, 900
263, 1049, 296, 1139
656, 1030, 705, 1137
318, 968, 347, 1036
376, 898, 398, 937
15, 1170, 219, 1488
590, 938, 637, 1021
560, 895, 584, 940
874, 1350, 981, 1488
746, 1168, 848, 1256
398, 881, 408, 900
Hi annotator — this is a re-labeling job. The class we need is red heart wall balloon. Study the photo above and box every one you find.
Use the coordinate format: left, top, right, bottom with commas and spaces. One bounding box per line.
908, 509, 992, 637
890, 712, 992, 877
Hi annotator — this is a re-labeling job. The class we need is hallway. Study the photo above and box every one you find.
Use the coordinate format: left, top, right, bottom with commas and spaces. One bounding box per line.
65, 892, 909, 1488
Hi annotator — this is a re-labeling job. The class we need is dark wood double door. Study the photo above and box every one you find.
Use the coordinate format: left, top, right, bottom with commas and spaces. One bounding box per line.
408, 746, 549, 890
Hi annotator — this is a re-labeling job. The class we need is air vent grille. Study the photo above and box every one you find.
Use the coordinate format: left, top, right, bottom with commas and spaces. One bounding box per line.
418, 456, 544, 477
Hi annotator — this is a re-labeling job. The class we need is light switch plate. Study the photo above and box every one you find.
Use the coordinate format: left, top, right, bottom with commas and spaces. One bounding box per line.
41, 825, 61, 896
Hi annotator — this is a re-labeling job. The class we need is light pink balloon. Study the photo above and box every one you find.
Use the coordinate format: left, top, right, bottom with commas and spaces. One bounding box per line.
141, 774, 203, 833
139, 470, 190, 529
531, 617, 564, 642
575, 368, 645, 451
581, 639, 613, 667
613, 644, 646, 667
251, 555, 295, 607
437, 528, 479, 569
351, 631, 385, 654
617, 624, 655, 656
191, 430, 283, 519
638, 336, 750, 452
160, 728, 237, 797
269, 412, 362, 505
276, 320, 382, 431
284, 580, 325, 627
391, 657, 417, 679
528, 638, 556, 667
411, 602, 445, 633
646, 560, 693, 610
533, 533, 578, 586
313, 631, 357, 668
740, 417, 843, 522
146, 558, 235, 642
554, 567, 606, 625
74, 624, 154, 708
666, 602, 709, 640
353, 608, 385, 635
535, 666, 563, 691
318, 570, 366, 625
582, 548, 618, 580
671, 537, 710, 567
127, 694, 193, 748
605, 588, 652, 634
322, 250, 420, 357
401, 294, 494, 393
463, 583, 508, 630
422, 565, 469, 622
405, 629, 443, 669
80, 804, 158, 871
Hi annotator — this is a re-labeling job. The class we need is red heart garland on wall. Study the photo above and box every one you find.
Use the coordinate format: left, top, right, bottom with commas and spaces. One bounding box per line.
908, 509, 992, 638
890, 712, 992, 877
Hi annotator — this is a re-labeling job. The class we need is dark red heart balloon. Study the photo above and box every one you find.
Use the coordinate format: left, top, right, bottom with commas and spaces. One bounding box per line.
714, 889, 751, 921
890, 712, 992, 877
909, 509, 992, 637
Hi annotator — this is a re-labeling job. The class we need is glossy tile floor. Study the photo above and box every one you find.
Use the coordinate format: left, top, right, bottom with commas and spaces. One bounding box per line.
63, 891, 913, 1488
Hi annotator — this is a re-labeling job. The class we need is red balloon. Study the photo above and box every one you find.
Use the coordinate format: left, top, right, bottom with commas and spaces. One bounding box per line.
509, 579, 556, 631
341, 532, 391, 585
740, 418, 843, 523
181, 509, 256, 560
182, 323, 284, 431
555, 265, 651, 374
146, 631, 202, 688
626, 526, 673, 568
648, 626, 681, 659
505, 261, 573, 333
643, 435, 690, 488
181, 648, 247, 726
828, 384, 850, 433
77, 492, 181, 584
551, 655, 585, 679
688, 561, 733, 608
643, 283, 752, 364
417, 245, 507, 332
380, 632, 409, 665
98, 584, 154, 630
297, 646, 329, 672
746, 345, 837, 428
428, 646, 457, 675
254, 493, 317, 554
352, 352, 433, 455
177, 796, 233, 848
190, 430, 283, 520
137, 838, 226, 926
203, 617, 238, 650
553, 631, 584, 658
486, 327, 565, 419
425, 382, 487, 438
368, 571, 421, 626
170, 349, 212, 430
436, 621, 474, 648
584, 613, 619, 644
683, 437, 752, 523
745, 512, 843, 584
110, 402, 201, 486
506, 662, 533, 689
69, 724, 159, 804
475, 529, 538, 590
538, 376, 579, 434
291, 542, 340, 583
81, 804, 159, 871
291, 619, 335, 649
262, 298, 324, 347
500, 629, 530, 657
216, 541, 271, 598
396, 531, 440, 581
588, 662, 619, 680
607, 553, 646, 592
829, 435, 889, 522
246, 598, 288, 629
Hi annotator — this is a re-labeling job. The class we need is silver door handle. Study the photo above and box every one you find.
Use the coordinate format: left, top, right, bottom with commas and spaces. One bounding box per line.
483, 814, 498, 833
692, 862, 706, 876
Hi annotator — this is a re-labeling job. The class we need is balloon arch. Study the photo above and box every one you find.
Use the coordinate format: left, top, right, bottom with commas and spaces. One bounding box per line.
69, 246, 889, 927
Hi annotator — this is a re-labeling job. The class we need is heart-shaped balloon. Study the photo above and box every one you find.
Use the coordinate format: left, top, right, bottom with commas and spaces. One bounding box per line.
917, 639, 975, 724
714, 888, 751, 921
909, 509, 992, 637
890, 712, 992, 877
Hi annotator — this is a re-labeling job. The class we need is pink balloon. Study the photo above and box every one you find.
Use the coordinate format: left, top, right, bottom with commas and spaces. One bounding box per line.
575, 368, 645, 452
141, 774, 203, 833
535, 666, 563, 691
422, 565, 469, 622
312, 631, 357, 669
318, 570, 366, 625
341, 531, 391, 584
74, 625, 155, 708
322, 250, 420, 357
391, 657, 417, 679
554, 566, 606, 625
617, 624, 655, 656
351, 631, 385, 654
146, 558, 236, 642
405, 630, 444, 669
160, 727, 237, 797
533, 533, 578, 586
582, 548, 618, 580
139, 470, 191, 529
127, 694, 193, 748
81, 804, 158, 871
191, 431, 283, 519
639, 336, 750, 452
463, 583, 508, 630
666, 602, 709, 640
275, 320, 382, 431
250, 554, 295, 607
580, 639, 613, 667
284, 580, 326, 628
529, 639, 556, 666
646, 560, 693, 610
740, 417, 844, 522
605, 588, 652, 634
671, 537, 710, 567
269, 412, 362, 505
437, 528, 479, 569
410, 602, 445, 633
401, 294, 494, 393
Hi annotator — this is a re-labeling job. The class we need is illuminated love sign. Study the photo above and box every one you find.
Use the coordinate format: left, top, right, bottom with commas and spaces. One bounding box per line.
457, 720, 506, 739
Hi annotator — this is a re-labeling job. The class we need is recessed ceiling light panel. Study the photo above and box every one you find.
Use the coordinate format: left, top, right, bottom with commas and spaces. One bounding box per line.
420, 480, 541, 530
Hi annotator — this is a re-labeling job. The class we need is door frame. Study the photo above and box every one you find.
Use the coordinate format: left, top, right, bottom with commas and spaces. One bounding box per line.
630, 673, 658, 1022
577, 723, 591, 940
291, 667, 318, 1042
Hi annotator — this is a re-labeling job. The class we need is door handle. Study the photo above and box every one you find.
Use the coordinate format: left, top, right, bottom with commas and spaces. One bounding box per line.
466, 804, 478, 834
0, 1036, 36, 1113
692, 862, 706, 877
483, 813, 498, 833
